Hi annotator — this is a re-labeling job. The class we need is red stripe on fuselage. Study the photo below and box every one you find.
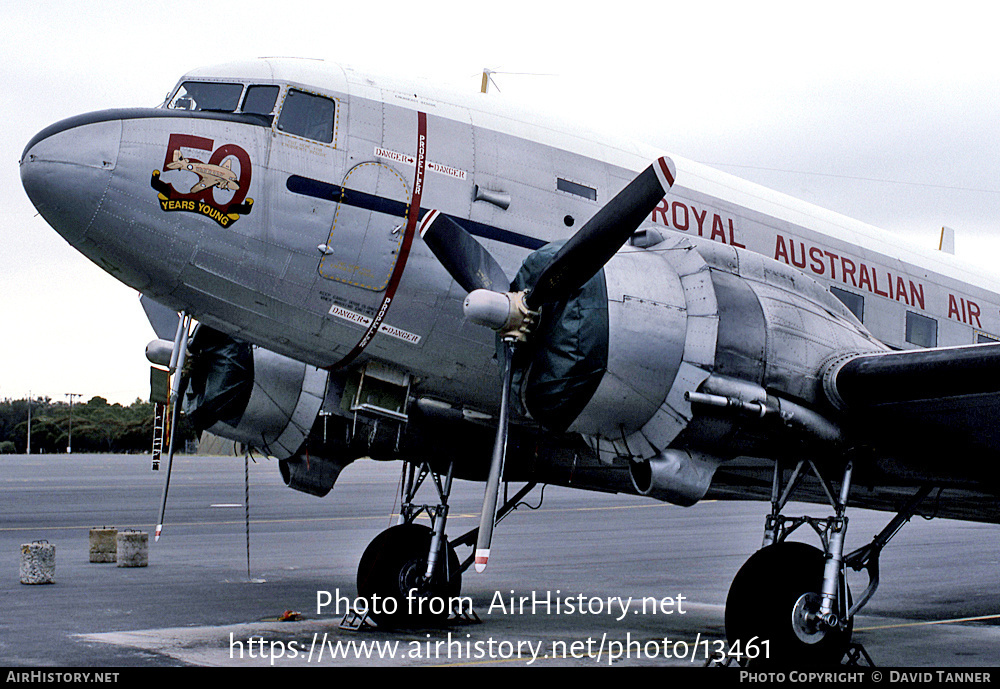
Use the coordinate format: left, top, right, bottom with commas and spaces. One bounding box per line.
329, 111, 427, 371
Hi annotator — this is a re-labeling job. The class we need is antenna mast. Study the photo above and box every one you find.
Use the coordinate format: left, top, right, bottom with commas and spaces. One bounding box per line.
479, 68, 555, 94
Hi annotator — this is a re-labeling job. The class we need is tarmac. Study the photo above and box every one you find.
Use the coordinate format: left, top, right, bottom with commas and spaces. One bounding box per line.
1, 453, 997, 669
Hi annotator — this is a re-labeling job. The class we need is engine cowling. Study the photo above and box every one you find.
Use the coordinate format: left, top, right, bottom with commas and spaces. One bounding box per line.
181, 325, 351, 496
182, 325, 328, 459
514, 234, 885, 505
511, 235, 713, 457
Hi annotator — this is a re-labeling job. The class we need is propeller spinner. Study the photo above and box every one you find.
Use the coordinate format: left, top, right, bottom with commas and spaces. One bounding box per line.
420, 156, 676, 572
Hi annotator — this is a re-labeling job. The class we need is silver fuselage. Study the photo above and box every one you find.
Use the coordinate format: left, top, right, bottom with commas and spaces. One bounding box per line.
20, 59, 1000, 421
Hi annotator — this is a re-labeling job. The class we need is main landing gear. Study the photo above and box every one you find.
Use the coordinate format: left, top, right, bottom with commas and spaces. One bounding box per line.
724, 458, 934, 667
354, 458, 536, 628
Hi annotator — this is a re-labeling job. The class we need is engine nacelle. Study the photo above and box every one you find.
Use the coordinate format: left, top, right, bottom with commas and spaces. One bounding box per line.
513, 235, 715, 461
514, 234, 885, 503
182, 326, 328, 460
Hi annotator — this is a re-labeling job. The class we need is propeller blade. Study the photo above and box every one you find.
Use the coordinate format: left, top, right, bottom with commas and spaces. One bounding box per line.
154, 313, 192, 541
449, 159, 674, 572
526, 156, 675, 310
419, 210, 509, 293
474, 341, 514, 572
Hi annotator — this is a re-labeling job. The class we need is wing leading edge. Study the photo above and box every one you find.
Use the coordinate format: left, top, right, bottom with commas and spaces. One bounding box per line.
703, 343, 1000, 524
824, 342, 1000, 457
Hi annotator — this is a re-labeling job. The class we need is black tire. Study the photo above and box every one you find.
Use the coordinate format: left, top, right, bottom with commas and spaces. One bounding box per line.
725, 541, 853, 667
356, 523, 462, 628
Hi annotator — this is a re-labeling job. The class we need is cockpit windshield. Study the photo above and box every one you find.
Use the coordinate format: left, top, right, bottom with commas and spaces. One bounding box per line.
168, 81, 244, 112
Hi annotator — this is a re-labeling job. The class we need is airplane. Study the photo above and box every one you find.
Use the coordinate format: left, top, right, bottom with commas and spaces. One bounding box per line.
165, 149, 241, 194
19, 57, 1000, 667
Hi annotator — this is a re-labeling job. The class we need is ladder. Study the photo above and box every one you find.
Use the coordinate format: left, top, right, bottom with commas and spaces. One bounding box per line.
151, 402, 168, 470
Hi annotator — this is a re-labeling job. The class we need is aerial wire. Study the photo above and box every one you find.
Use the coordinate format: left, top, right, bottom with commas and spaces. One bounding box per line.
478, 68, 556, 94
706, 162, 1000, 195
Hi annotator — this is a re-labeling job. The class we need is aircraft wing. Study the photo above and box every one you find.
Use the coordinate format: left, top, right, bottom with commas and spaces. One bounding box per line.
707, 457, 1000, 524
704, 342, 1000, 525
826, 342, 1000, 456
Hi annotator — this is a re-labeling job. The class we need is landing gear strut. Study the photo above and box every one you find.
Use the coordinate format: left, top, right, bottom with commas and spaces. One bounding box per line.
356, 522, 462, 627
726, 459, 856, 666
726, 540, 853, 666
356, 460, 462, 627
724, 457, 932, 667
354, 457, 537, 628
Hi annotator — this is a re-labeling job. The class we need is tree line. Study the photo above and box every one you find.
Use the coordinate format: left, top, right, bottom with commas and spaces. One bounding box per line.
0, 396, 196, 454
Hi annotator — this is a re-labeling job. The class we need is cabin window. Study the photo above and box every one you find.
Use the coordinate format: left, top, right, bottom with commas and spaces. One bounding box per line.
168, 81, 244, 112
830, 287, 864, 322
277, 88, 336, 143
977, 332, 1000, 344
906, 311, 938, 348
241, 85, 280, 115
557, 178, 598, 201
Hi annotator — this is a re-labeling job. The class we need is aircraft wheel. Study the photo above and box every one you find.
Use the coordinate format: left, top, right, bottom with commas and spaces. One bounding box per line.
356, 523, 461, 628
725, 541, 852, 667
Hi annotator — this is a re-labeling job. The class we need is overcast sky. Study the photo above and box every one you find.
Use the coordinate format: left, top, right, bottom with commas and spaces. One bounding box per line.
4, 1, 999, 404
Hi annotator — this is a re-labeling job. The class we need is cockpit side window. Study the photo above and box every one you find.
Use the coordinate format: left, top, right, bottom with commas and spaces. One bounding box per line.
242, 85, 280, 116
168, 81, 244, 112
277, 88, 336, 143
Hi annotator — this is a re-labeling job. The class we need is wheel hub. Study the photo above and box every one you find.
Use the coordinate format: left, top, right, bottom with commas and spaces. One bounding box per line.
397, 557, 428, 596
791, 592, 829, 644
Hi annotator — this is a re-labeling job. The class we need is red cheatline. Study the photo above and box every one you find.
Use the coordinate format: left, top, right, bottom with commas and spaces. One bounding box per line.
328, 111, 428, 372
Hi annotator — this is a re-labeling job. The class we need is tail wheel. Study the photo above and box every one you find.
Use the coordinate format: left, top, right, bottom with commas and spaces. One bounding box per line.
725, 541, 852, 666
356, 523, 461, 628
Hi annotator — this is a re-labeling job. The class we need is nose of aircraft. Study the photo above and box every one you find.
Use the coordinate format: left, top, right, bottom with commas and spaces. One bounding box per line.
20, 113, 122, 245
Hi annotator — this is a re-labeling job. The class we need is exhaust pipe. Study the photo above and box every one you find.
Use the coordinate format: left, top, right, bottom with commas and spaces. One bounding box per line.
629, 450, 722, 507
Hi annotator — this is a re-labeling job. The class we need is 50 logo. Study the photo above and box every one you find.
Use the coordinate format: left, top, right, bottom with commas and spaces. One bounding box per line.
151, 133, 253, 227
